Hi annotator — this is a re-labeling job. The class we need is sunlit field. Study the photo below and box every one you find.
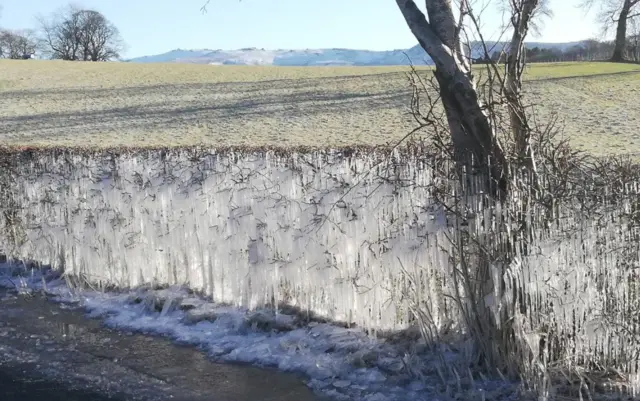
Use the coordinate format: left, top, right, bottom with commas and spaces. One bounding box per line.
1, 59, 639, 154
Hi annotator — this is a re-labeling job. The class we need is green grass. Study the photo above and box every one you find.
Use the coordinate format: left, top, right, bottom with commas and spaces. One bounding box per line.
0, 59, 639, 153
521, 61, 640, 79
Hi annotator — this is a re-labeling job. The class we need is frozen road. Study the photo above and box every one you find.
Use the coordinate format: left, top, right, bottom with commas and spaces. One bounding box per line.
0, 289, 322, 401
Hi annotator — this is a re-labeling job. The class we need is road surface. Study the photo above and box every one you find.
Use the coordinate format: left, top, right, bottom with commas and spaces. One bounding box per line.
0, 289, 322, 401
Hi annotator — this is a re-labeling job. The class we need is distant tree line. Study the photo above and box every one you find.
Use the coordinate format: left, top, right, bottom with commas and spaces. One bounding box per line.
0, 4, 124, 61
471, 0, 640, 64
473, 37, 640, 65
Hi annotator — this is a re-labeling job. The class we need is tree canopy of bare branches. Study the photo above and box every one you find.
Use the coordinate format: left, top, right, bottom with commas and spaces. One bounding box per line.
0, 29, 37, 59
37, 5, 124, 61
582, 0, 640, 61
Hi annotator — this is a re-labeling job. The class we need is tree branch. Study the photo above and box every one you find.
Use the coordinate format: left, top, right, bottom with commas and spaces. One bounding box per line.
394, 0, 457, 76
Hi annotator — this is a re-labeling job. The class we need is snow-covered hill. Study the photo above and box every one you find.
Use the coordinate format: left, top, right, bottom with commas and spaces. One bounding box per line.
126, 42, 584, 66
126, 46, 432, 66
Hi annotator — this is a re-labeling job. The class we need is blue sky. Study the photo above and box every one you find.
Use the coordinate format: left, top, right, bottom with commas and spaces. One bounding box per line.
0, 0, 601, 58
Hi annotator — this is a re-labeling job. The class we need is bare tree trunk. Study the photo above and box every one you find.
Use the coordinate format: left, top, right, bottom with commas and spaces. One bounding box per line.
611, 0, 640, 61
396, 0, 508, 197
612, 1, 632, 62
506, 1, 537, 158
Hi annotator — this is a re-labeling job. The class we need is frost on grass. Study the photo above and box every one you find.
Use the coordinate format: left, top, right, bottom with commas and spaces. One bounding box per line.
1, 60, 639, 154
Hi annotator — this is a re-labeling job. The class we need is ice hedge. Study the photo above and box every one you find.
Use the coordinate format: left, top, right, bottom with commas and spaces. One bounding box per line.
1, 146, 639, 396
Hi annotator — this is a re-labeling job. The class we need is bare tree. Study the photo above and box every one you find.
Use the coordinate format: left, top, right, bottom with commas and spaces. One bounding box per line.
0, 29, 38, 59
0, 6, 38, 59
37, 5, 124, 61
582, 0, 640, 61
37, 5, 84, 60
396, 1, 502, 197
77, 10, 123, 61
395, 0, 545, 198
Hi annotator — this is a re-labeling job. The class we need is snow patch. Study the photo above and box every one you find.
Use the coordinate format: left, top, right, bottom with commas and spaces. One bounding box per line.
126, 42, 587, 66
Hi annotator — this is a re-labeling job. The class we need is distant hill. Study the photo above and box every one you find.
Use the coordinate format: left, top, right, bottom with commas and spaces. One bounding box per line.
126, 41, 586, 66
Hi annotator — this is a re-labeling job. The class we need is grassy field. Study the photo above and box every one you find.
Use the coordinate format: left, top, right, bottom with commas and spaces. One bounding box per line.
1, 59, 639, 154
